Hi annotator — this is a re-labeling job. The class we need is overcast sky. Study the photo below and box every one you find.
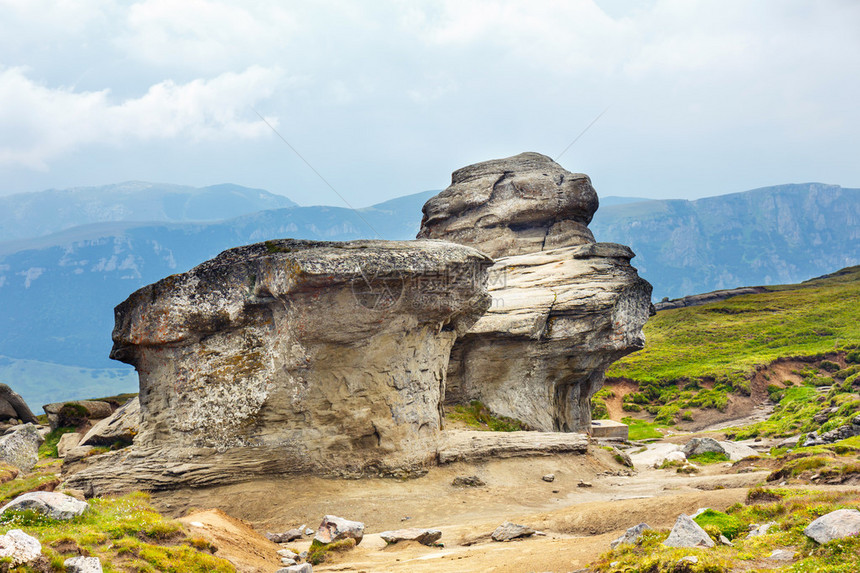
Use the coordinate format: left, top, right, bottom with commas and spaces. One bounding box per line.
1, 0, 858, 206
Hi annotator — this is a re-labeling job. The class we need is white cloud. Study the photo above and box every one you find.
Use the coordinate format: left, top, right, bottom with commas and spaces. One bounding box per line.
0, 66, 283, 168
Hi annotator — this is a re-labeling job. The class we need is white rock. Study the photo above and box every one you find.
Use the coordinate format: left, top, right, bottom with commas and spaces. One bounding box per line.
768, 549, 796, 561
491, 522, 535, 542
1, 491, 89, 520
610, 523, 651, 549
804, 509, 860, 544
0, 529, 41, 565
314, 515, 364, 545
64, 556, 103, 572
663, 514, 714, 548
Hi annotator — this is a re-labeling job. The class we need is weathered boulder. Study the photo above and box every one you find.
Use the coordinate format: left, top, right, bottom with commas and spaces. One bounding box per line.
804, 509, 860, 544
64, 556, 103, 572
43, 400, 112, 430
315, 515, 365, 546
56, 432, 82, 458
66, 239, 491, 493
0, 385, 37, 424
445, 244, 651, 431
0, 424, 44, 470
683, 438, 758, 461
418, 152, 598, 258
0, 491, 89, 520
421, 153, 652, 432
0, 529, 41, 566
491, 521, 536, 542
663, 514, 715, 548
277, 565, 312, 573
610, 523, 651, 549
267, 529, 303, 543
79, 397, 139, 447
804, 415, 860, 447
379, 528, 442, 545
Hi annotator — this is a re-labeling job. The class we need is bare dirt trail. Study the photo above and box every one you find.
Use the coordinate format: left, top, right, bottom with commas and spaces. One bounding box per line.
155, 447, 768, 573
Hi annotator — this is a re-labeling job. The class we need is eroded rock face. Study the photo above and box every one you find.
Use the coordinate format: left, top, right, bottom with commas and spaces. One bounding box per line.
421, 153, 652, 432
446, 244, 651, 431
68, 239, 490, 493
418, 152, 598, 258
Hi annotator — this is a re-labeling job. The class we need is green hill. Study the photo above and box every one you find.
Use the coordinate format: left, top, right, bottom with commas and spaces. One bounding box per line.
601, 266, 860, 434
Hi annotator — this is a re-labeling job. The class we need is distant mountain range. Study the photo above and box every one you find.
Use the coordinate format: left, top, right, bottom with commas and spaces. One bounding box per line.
0, 181, 857, 407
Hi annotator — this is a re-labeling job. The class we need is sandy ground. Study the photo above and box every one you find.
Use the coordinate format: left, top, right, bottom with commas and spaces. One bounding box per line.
154, 445, 767, 573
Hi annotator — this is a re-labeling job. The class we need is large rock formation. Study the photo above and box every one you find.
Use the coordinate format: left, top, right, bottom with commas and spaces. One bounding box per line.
67, 239, 491, 493
421, 152, 652, 432
418, 152, 598, 258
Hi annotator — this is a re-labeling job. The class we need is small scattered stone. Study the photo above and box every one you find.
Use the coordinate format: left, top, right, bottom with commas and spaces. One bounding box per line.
304, 528, 313, 536
542, 473, 555, 482
56, 432, 82, 458
804, 509, 860, 544
400, 516, 411, 521
267, 529, 303, 543
768, 549, 796, 561
0, 424, 44, 470
379, 528, 442, 545
719, 534, 733, 546
491, 522, 535, 542
663, 514, 715, 548
746, 521, 776, 538
677, 555, 698, 565
281, 557, 297, 566
64, 556, 103, 572
0, 491, 88, 520
452, 475, 485, 487
0, 529, 41, 566
577, 480, 592, 488
276, 564, 312, 573
277, 549, 297, 557
610, 523, 651, 549
314, 515, 365, 546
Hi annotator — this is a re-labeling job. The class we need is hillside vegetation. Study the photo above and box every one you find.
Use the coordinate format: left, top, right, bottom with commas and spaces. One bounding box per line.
608, 266, 860, 385
602, 266, 860, 431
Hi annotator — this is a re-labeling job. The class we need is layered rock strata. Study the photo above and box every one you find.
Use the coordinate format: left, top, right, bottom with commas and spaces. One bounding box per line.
418, 152, 598, 258
67, 239, 491, 493
420, 153, 652, 432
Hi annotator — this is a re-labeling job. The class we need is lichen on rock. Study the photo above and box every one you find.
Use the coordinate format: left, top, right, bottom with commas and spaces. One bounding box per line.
68, 239, 491, 493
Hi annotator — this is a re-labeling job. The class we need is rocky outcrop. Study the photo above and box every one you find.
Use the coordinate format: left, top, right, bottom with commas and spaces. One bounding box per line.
43, 400, 112, 430
418, 152, 598, 258
437, 430, 587, 464
0, 385, 37, 424
66, 239, 491, 493
79, 397, 139, 447
654, 286, 769, 311
421, 153, 652, 432
0, 425, 44, 470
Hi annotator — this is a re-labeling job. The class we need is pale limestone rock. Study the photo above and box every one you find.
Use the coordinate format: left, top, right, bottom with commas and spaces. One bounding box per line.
445, 244, 651, 431
491, 522, 535, 542
56, 432, 82, 458
804, 509, 860, 543
66, 239, 491, 494
64, 556, 103, 572
418, 152, 598, 258
379, 528, 442, 545
0, 424, 43, 470
610, 523, 652, 549
1, 491, 88, 520
0, 529, 41, 565
315, 515, 365, 545
80, 397, 139, 447
663, 514, 714, 548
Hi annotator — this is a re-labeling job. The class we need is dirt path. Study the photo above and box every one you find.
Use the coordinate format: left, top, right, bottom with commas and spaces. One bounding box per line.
155, 447, 767, 573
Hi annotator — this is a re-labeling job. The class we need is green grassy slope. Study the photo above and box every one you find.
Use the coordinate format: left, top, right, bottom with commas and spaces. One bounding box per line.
608, 266, 860, 385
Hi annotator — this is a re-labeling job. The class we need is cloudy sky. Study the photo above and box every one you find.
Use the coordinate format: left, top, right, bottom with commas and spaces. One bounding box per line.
0, 0, 858, 206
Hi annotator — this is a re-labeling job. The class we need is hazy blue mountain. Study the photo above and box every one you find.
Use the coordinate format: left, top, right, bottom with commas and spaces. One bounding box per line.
0, 181, 297, 243
1, 183, 858, 407
590, 183, 860, 300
